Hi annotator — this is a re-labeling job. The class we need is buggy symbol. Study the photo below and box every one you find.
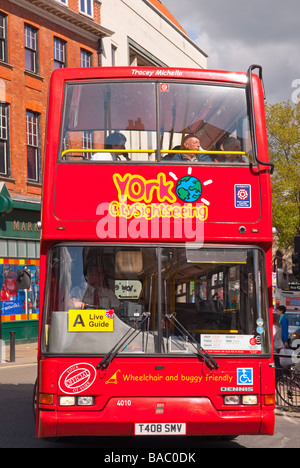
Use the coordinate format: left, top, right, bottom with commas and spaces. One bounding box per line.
105, 370, 121, 384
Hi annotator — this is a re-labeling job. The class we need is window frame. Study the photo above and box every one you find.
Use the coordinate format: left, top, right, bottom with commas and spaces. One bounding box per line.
0, 12, 8, 63
26, 110, 41, 183
0, 103, 10, 176
80, 49, 93, 68
54, 37, 67, 69
82, 130, 93, 150
24, 24, 39, 74
79, 0, 94, 18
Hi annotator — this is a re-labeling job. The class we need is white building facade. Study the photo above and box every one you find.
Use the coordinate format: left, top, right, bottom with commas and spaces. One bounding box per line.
100, 0, 207, 69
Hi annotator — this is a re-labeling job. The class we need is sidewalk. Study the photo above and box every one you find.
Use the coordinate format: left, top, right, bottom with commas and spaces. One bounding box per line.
0, 341, 38, 367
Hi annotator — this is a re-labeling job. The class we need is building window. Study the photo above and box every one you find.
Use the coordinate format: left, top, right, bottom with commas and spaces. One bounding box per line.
79, 0, 93, 17
80, 49, 93, 67
55, 0, 68, 4
26, 111, 41, 182
128, 38, 166, 67
82, 131, 93, 150
0, 103, 9, 176
54, 37, 66, 69
0, 13, 8, 63
25, 24, 38, 74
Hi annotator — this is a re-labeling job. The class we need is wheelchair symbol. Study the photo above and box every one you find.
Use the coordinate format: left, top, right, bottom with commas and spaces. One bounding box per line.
237, 368, 253, 385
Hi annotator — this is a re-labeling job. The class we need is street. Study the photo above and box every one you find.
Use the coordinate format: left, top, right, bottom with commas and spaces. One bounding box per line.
0, 360, 299, 450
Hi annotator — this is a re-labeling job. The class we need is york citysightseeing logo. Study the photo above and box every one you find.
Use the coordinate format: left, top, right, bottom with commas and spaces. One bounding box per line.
96, 169, 212, 241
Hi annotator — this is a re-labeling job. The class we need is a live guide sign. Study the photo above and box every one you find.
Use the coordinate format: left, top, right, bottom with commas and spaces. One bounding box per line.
68, 310, 114, 332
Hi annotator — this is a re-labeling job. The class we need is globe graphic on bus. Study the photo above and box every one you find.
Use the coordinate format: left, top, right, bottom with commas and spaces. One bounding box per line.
176, 176, 202, 202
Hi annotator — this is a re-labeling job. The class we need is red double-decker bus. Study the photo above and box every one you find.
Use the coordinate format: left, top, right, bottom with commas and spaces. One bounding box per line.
36, 66, 275, 439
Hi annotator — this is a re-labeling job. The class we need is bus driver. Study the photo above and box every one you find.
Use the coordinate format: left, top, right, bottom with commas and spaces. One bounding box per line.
70, 265, 120, 310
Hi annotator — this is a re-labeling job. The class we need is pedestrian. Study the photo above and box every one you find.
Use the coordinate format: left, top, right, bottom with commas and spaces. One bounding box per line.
273, 314, 284, 379
276, 305, 289, 348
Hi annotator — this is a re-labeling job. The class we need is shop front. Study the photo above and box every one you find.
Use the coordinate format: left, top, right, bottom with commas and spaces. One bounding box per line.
0, 184, 40, 344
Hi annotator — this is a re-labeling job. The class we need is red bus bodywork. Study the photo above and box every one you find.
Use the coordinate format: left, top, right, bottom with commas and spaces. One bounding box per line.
36, 67, 275, 438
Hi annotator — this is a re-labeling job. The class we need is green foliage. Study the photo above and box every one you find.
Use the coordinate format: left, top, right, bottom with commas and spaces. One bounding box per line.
265, 101, 300, 248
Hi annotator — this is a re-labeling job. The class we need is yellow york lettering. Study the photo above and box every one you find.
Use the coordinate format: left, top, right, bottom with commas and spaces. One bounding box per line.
113, 173, 176, 204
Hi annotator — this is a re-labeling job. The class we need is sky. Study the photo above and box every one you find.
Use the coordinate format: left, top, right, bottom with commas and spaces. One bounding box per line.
162, 0, 300, 104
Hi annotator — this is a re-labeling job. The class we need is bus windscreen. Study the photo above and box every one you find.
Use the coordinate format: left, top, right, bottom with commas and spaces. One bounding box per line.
43, 245, 270, 356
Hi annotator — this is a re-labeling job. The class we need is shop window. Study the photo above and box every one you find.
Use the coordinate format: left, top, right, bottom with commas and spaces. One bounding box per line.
27, 242, 36, 258
7, 240, 17, 258
18, 241, 27, 258
0, 260, 40, 319
0, 240, 7, 256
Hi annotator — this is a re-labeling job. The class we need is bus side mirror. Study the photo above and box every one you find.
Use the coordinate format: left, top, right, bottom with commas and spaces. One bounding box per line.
17, 268, 31, 290
277, 268, 289, 290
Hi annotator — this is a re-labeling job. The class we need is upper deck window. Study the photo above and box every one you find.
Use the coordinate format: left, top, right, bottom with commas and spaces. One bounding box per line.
60, 81, 253, 164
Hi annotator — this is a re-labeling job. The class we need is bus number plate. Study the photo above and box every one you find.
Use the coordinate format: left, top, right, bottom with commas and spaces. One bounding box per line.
135, 423, 186, 436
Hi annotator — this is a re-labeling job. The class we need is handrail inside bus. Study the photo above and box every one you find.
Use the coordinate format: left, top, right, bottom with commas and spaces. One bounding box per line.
61, 148, 252, 160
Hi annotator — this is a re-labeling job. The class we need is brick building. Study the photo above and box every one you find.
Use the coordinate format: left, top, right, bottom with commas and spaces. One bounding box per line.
0, 0, 112, 198
0, 0, 113, 343
0, 0, 207, 344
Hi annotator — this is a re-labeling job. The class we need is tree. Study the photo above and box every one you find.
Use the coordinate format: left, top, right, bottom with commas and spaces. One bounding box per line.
265, 101, 300, 249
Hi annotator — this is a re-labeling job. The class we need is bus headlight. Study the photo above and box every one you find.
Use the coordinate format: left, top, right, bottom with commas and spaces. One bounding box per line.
77, 396, 94, 406
59, 396, 76, 406
59, 396, 95, 406
224, 395, 240, 405
224, 395, 258, 405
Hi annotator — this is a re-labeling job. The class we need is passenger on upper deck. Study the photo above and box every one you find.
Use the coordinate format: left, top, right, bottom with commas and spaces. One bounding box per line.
172, 134, 212, 162
92, 132, 129, 161
216, 136, 246, 163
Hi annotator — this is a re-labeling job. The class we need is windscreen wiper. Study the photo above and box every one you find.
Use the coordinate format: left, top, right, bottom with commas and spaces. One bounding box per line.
97, 313, 150, 371
165, 314, 219, 370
